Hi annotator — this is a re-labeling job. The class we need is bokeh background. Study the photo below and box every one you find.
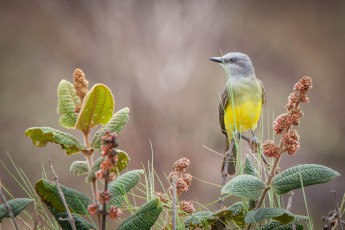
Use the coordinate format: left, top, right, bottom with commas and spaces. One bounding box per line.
1, 0, 345, 229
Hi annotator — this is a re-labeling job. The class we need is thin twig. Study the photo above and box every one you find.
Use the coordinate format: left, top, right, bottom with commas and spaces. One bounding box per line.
172, 175, 177, 230
331, 190, 343, 230
101, 170, 109, 230
49, 159, 77, 230
0, 177, 19, 230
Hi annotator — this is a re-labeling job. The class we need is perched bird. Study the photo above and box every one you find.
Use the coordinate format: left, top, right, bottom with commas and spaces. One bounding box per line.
210, 52, 265, 185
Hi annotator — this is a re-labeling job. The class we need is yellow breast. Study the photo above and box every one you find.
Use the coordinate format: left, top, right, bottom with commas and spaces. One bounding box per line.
224, 98, 262, 137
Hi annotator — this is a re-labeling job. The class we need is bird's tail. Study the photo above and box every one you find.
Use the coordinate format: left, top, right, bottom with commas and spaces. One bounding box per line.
221, 138, 237, 176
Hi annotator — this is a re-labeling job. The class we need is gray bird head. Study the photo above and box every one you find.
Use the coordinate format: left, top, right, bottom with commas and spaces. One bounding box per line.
210, 52, 255, 78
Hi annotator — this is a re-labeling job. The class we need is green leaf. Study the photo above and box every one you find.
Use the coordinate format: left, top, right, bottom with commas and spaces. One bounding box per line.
185, 211, 217, 230
25, 127, 86, 155
35, 179, 92, 214
271, 164, 340, 194
109, 170, 144, 206
260, 215, 307, 230
57, 80, 80, 129
245, 208, 294, 225
118, 198, 163, 230
244, 155, 256, 176
221, 175, 265, 199
70, 161, 89, 176
213, 202, 245, 227
91, 107, 130, 150
85, 150, 130, 183
0, 198, 33, 223
75, 84, 114, 132
47, 204, 96, 230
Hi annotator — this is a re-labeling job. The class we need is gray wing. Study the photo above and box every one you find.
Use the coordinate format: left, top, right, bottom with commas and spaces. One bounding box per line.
219, 88, 228, 149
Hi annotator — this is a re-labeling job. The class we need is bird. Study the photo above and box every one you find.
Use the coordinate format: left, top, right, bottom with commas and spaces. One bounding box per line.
210, 52, 265, 186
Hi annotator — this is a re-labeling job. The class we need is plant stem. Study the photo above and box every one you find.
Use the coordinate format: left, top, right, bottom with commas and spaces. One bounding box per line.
331, 190, 343, 230
0, 178, 19, 230
49, 160, 77, 230
82, 130, 100, 227
101, 170, 109, 230
172, 175, 177, 230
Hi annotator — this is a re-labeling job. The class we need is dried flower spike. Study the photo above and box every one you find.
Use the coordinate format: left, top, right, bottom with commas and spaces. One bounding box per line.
97, 190, 111, 203
155, 192, 169, 203
73, 68, 89, 103
175, 178, 189, 195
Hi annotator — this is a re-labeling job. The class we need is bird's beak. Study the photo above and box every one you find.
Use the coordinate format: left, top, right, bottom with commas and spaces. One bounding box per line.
209, 57, 223, 63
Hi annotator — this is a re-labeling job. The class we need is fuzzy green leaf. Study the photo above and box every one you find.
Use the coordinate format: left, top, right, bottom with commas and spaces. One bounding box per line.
25, 127, 86, 155
70, 161, 89, 176
57, 80, 80, 129
185, 211, 217, 230
244, 156, 256, 176
91, 107, 130, 150
260, 222, 303, 230
260, 215, 307, 229
272, 164, 340, 194
213, 202, 245, 227
245, 208, 295, 225
118, 198, 163, 230
221, 175, 265, 199
47, 204, 96, 230
85, 150, 130, 183
109, 170, 144, 206
35, 179, 92, 214
0, 198, 33, 223
75, 84, 114, 132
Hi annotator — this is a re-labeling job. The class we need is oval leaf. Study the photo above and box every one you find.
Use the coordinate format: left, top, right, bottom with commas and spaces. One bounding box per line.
57, 80, 80, 129
221, 175, 265, 199
47, 204, 96, 230
118, 198, 163, 230
271, 164, 340, 194
213, 202, 245, 227
245, 208, 294, 225
91, 107, 130, 150
109, 170, 144, 206
35, 179, 92, 214
75, 84, 114, 132
70, 161, 89, 176
244, 155, 256, 176
0, 198, 33, 223
185, 211, 217, 230
25, 127, 86, 155
85, 150, 130, 183
260, 215, 307, 230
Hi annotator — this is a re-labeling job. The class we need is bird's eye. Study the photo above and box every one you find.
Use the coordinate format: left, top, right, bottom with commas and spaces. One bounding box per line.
229, 57, 237, 62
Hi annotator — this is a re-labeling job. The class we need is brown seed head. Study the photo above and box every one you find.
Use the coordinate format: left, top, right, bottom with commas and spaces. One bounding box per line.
182, 173, 193, 186
173, 157, 190, 171
87, 203, 99, 215
176, 178, 189, 195
262, 140, 280, 158
97, 190, 112, 203
179, 201, 195, 215
108, 206, 123, 220
168, 171, 177, 183
273, 113, 292, 134
282, 130, 300, 155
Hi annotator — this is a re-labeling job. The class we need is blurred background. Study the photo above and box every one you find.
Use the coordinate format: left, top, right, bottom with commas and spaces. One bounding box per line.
1, 0, 345, 229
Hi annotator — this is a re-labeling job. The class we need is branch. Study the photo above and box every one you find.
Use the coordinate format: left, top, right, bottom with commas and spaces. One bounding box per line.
49, 159, 77, 230
0, 177, 19, 230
